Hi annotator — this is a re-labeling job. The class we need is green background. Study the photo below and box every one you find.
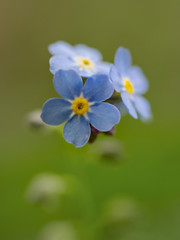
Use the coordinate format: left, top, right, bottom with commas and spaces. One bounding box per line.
0, 0, 180, 239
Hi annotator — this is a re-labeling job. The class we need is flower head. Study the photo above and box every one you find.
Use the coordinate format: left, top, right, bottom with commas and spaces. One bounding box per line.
41, 70, 120, 147
110, 47, 152, 121
49, 41, 111, 77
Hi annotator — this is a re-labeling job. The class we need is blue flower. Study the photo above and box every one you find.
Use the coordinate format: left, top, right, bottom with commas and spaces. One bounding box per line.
48, 41, 111, 77
41, 70, 120, 147
110, 47, 152, 121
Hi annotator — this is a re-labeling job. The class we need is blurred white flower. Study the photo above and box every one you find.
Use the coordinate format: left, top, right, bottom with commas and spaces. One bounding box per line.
38, 221, 78, 240
25, 173, 67, 210
25, 109, 48, 130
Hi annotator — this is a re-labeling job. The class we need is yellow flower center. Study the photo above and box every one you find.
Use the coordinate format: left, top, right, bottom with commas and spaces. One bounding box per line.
72, 98, 89, 115
75, 57, 95, 70
124, 78, 134, 94
82, 59, 91, 65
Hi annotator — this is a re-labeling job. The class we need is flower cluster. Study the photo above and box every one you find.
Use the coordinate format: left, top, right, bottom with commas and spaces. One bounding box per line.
41, 41, 152, 147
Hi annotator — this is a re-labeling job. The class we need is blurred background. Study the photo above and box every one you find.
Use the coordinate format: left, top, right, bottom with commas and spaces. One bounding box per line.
0, 0, 180, 239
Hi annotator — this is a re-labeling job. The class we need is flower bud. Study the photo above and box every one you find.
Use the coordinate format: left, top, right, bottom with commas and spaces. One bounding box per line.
94, 139, 124, 161
25, 173, 67, 210
25, 109, 49, 130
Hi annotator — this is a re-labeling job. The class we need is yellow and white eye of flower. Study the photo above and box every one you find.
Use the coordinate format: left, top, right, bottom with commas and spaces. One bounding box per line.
74, 56, 95, 71
123, 78, 134, 94
72, 97, 89, 115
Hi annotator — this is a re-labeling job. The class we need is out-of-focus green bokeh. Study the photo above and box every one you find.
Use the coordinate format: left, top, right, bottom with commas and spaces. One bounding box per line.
0, 0, 180, 239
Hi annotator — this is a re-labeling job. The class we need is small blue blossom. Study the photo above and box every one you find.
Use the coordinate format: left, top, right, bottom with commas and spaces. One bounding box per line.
41, 70, 120, 147
48, 41, 111, 77
110, 47, 152, 121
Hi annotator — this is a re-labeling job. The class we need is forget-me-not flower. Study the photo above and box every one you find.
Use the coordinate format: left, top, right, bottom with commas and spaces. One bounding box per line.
49, 41, 111, 77
110, 47, 152, 121
41, 70, 120, 147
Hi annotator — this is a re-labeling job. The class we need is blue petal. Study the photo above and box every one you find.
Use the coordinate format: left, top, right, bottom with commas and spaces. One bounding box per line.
96, 62, 111, 75
74, 44, 102, 61
121, 92, 138, 119
128, 66, 149, 94
63, 115, 90, 147
83, 74, 114, 102
88, 102, 120, 131
77, 68, 97, 78
53, 70, 83, 100
48, 41, 75, 56
114, 47, 132, 75
134, 95, 152, 121
49, 56, 75, 75
41, 98, 72, 126
110, 64, 124, 92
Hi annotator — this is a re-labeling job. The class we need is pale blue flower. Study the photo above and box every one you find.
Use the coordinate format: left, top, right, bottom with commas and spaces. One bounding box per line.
110, 47, 152, 121
41, 70, 120, 147
49, 41, 111, 77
